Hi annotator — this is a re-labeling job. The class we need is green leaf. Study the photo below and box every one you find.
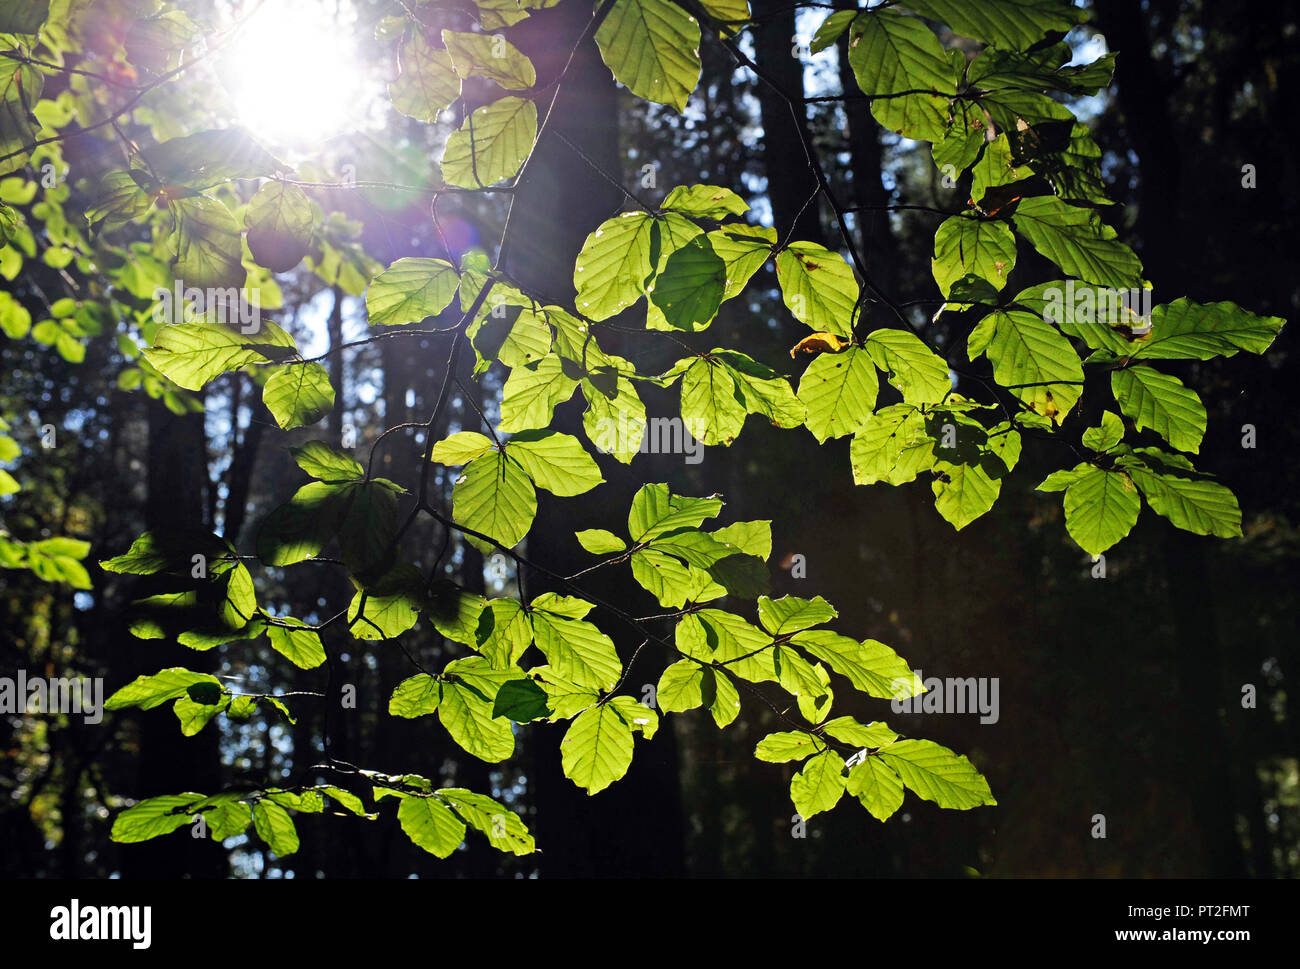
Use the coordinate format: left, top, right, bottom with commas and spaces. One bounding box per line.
797, 346, 879, 443
793, 630, 922, 699
696, 0, 749, 28
776, 242, 859, 338
631, 548, 707, 608
431, 431, 495, 466
1111, 367, 1205, 453
0, 61, 42, 176
594, 0, 701, 112
628, 483, 722, 542
263, 363, 334, 430
366, 257, 459, 326
577, 356, 651, 460
85, 170, 152, 231
561, 703, 635, 794
576, 529, 626, 554
348, 565, 424, 640
790, 750, 846, 819
173, 694, 226, 736
773, 645, 832, 716
850, 405, 937, 486
493, 678, 550, 721
336, 480, 399, 577
439, 672, 516, 763
476, 598, 534, 668
317, 786, 374, 818
442, 29, 536, 90
707, 224, 775, 302
100, 529, 228, 576
755, 731, 821, 763
644, 530, 767, 601
573, 211, 655, 321
143, 127, 281, 190
932, 459, 1001, 530
1011, 196, 1143, 290
427, 583, 487, 647
252, 800, 300, 856
506, 430, 604, 496
968, 309, 1082, 424
824, 717, 898, 748
388, 33, 459, 122
0, 290, 30, 337
0, 0, 49, 33
648, 235, 725, 330
811, 9, 856, 53
757, 595, 837, 636
348, 559, 423, 642
878, 738, 996, 810
1060, 466, 1140, 555
657, 659, 705, 713
846, 757, 905, 821
111, 793, 202, 843
530, 593, 622, 691
970, 44, 1115, 98
712, 350, 807, 428
142, 319, 295, 392
904, 0, 1085, 49
679, 357, 747, 446
453, 451, 537, 550
865, 329, 951, 405
659, 660, 733, 726
532, 665, 601, 720
389, 674, 442, 718
471, 303, 552, 371
1013, 280, 1142, 356
1132, 298, 1286, 361
441, 96, 537, 188
245, 181, 313, 273
267, 620, 326, 670
932, 215, 1017, 296
397, 795, 465, 858
1081, 410, 1125, 452
168, 195, 245, 291
500, 353, 579, 432
661, 184, 748, 219
676, 609, 776, 684
290, 441, 364, 482
1121, 452, 1242, 539
200, 797, 253, 839
848, 10, 953, 92
54, 331, 85, 363
970, 134, 1032, 206
609, 696, 659, 739
851, 11, 958, 141
106, 668, 222, 711
256, 482, 346, 565
707, 670, 742, 727
436, 788, 535, 854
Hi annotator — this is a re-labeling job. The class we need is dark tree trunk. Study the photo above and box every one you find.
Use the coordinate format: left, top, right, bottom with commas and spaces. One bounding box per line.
508, 0, 687, 877
751, 0, 823, 244
1093, 0, 1247, 877
121, 401, 226, 878
834, 0, 896, 291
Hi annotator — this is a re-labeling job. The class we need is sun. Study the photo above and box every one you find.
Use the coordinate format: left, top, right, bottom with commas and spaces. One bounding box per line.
218, 0, 378, 149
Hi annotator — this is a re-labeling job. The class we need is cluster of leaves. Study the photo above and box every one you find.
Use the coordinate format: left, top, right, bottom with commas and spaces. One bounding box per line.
0, 412, 92, 585
110, 774, 534, 859
0, 0, 1285, 863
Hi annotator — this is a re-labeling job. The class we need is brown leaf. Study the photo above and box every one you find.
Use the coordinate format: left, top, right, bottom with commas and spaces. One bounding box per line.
790, 332, 853, 358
